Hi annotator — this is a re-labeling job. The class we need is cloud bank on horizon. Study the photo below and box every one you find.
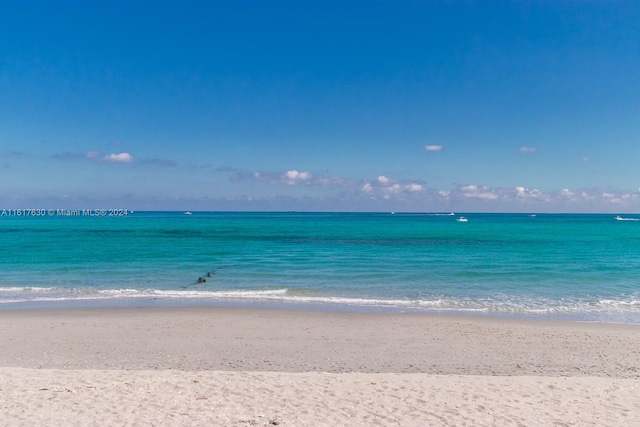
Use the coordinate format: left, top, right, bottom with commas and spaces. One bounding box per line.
3, 148, 638, 212
1, 1, 639, 212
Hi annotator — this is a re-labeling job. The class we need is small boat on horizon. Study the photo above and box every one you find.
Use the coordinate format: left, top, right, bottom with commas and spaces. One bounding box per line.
184, 211, 192, 215
456, 216, 468, 222
615, 215, 639, 221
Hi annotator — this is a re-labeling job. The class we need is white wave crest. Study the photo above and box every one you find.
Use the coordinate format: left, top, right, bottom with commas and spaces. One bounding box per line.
0, 286, 59, 292
598, 299, 640, 307
2, 287, 640, 324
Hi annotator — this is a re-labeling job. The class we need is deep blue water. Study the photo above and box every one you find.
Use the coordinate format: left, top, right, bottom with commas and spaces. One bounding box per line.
1, 211, 639, 323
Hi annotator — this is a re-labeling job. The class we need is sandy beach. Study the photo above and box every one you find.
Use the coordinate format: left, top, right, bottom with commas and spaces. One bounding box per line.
1, 307, 639, 426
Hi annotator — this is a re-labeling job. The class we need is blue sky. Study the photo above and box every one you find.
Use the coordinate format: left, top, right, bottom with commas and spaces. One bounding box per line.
2, 1, 639, 212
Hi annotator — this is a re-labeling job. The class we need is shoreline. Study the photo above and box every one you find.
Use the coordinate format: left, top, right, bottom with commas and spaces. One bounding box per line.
2, 296, 639, 326
2, 306, 639, 426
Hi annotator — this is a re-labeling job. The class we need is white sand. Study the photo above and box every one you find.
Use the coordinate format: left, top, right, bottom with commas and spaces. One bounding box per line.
2, 369, 639, 426
1, 307, 639, 426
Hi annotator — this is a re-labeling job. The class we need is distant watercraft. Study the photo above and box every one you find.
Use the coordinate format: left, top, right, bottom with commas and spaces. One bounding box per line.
456, 216, 468, 222
615, 215, 639, 221
184, 211, 192, 215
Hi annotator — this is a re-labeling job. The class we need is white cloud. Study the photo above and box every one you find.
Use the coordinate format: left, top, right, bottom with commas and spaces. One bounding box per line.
86, 151, 101, 159
425, 145, 443, 152
445, 184, 640, 211
217, 166, 640, 212
388, 184, 402, 193
285, 170, 312, 181
463, 191, 499, 200
104, 152, 134, 162
360, 175, 427, 199
514, 187, 548, 201
459, 184, 501, 200
519, 146, 537, 153
235, 169, 347, 188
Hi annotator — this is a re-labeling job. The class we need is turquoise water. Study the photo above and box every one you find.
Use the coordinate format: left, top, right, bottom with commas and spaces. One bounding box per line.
1, 211, 640, 323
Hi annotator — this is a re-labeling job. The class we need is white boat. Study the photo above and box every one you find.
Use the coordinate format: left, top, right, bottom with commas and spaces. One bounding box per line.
615, 215, 639, 221
456, 216, 468, 222
184, 211, 192, 215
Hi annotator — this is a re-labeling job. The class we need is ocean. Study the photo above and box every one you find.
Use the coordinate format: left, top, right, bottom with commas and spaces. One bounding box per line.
1, 211, 639, 323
